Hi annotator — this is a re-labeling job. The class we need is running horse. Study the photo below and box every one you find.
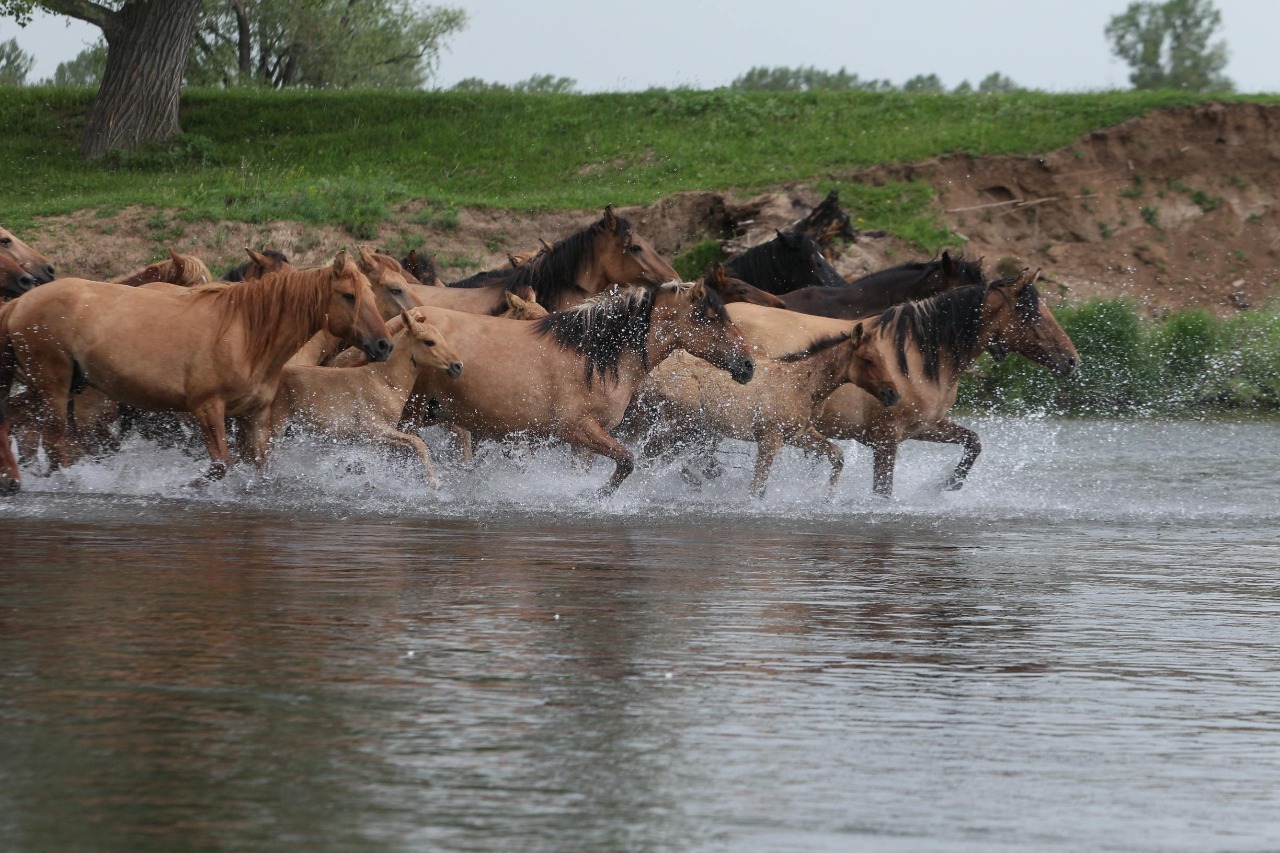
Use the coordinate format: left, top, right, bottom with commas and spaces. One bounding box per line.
403, 281, 755, 495
779, 253, 986, 319
718, 270, 1079, 496
114, 249, 214, 288
0, 251, 392, 493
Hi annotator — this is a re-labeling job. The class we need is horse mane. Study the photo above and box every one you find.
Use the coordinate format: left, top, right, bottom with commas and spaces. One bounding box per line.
191, 266, 330, 368
875, 284, 988, 382
775, 331, 853, 363
535, 285, 656, 387
506, 213, 634, 308
853, 255, 985, 292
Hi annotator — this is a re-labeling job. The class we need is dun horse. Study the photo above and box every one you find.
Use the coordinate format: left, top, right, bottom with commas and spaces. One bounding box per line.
723, 271, 1079, 496
0, 251, 392, 492
402, 281, 755, 495
270, 310, 464, 488
640, 321, 900, 497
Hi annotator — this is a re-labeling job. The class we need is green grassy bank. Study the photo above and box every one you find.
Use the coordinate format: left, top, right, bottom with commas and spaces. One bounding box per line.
2, 87, 1268, 245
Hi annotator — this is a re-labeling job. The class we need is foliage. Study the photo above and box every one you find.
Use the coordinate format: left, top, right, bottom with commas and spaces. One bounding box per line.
188, 0, 466, 89
959, 299, 1280, 415
0, 36, 32, 86
902, 73, 945, 94
730, 66, 894, 93
451, 74, 578, 94
672, 239, 726, 281
1106, 0, 1233, 92
49, 38, 106, 87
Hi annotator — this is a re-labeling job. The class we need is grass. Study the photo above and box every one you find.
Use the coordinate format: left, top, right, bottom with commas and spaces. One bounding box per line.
3, 87, 1275, 251
959, 299, 1280, 416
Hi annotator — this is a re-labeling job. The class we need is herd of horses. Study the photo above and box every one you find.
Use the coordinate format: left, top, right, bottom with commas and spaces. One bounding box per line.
0, 191, 1080, 501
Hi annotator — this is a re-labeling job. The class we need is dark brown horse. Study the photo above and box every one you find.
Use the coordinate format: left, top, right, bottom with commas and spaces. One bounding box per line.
724, 229, 846, 295
223, 247, 291, 282
400, 249, 443, 287
793, 190, 858, 255
779, 253, 985, 319
703, 263, 787, 308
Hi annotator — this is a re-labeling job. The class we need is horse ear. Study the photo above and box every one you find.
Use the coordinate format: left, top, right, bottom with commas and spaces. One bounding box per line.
603, 204, 617, 232
332, 250, 349, 274
405, 249, 418, 266
245, 247, 269, 266
540, 237, 554, 251
688, 279, 707, 301
851, 321, 864, 343
507, 253, 520, 268
168, 248, 186, 275
505, 290, 522, 308
941, 250, 955, 275
357, 246, 377, 270
711, 263, 727, 285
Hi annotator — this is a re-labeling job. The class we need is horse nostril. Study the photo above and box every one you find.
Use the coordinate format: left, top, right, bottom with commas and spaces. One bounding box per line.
44, 265, 55, 280
448, 362, 464, 378
19, 275, 35, 291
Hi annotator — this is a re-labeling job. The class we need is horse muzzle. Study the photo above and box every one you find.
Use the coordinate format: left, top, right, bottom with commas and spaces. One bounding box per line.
728, 357, 755, 385
29, 264, 56, 284
878, 388, 901, 407
361, 336, 393, 362
1052, 354, 1080, 379
446, 361, 464, 380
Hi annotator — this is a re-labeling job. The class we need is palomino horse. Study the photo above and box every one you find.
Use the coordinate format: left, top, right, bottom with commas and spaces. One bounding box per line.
115, 249, 214, 288
0, 254, 37, 301
639, 321, 900, 498
451, 205, 678, 311
270, 310, 464, 488
779, 253, 986, 319
725, 229, 846, 295
0, 251, 392, 491
403, 281, 755, 495
0, 226, 56, 285
724, 271, 1079, 496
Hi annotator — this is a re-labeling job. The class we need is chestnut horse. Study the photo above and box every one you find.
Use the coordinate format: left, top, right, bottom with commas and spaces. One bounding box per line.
0, 251, 392, 491
270, 310, 464, 488
639, 321, 900, 497
0, 226, 56, 285
779, 253, 985, 319
404, 281, 755, 495
723, 271, 1079, 496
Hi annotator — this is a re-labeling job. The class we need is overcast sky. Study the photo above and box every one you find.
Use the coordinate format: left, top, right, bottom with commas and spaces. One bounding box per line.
2, 0, 1277, 93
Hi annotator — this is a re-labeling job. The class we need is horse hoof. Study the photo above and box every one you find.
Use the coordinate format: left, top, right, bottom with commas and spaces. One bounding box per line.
943, 478, 965, 492
1, 477, 20, 496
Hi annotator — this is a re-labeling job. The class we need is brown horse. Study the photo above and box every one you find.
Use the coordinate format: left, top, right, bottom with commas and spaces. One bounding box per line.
400, 249, 443, 287
450, 205, 678, 311
639, 321, 899, 497
0, 253, 37, 301
114, 249, 214, 288
0, 251, 392, 491
403, 281, 755, 495
724, 271, 1079, 496
0, 226, 56, 285
270, 310, 464, 488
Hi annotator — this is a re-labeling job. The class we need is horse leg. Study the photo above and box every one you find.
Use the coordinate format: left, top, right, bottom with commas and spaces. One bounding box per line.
871, 440, 898, 498
448, 425, 474, 463
749, 433, 784, 499
192, 400, 231, 481
790, 426, 844, 499
235, 410, 273, 471
377, 426, 441, 489
0, 398, 18, 494
914, 419, 982, 490
565, 420, 634, 497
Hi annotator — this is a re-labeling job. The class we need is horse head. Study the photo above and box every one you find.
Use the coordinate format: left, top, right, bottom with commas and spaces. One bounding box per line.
0, 253, 37, 300
402, 309, 463, 379
235, 247, 292, 282
655, 280, 754, 384
843, 322, 900, 407
357, 247, 419, 318
326, 250, 393, 363
703, 262, 786, 309
504, 288, 550, 320
984, 269, 1079, 378
595, 204, 679, 287
0, 226, 55, 284
400, 249, 443, 286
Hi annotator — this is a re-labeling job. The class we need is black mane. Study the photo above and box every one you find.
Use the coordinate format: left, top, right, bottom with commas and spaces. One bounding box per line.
535, 286, 657, 387
725, 230, 845, 295
875, 284, 989, 382
507, 213, 633, 309
222, 248, 289, 282
776, 331, 853, 363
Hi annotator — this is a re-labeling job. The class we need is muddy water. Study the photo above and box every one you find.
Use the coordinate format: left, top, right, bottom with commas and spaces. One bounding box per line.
2, 418, 1280, 852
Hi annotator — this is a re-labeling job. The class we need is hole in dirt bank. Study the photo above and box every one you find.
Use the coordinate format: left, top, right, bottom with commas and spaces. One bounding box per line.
982, 185, 1017, 202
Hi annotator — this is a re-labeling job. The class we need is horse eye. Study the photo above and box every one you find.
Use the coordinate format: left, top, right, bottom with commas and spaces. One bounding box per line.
390, 288, 403, 296
425, 340, 436, 347
342, 293, 356, 304
0, 237, 10, 246
629, 244, 642, 253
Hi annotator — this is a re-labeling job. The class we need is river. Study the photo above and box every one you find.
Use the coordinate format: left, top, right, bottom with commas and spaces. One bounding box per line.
2, 417, 1279, 851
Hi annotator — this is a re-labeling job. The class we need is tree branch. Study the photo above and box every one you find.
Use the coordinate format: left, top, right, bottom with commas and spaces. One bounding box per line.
38, 0, 118, 36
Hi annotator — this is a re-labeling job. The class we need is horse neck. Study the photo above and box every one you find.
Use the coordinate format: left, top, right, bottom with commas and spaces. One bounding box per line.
225, 268, 331, 377
800, 341, 858, 404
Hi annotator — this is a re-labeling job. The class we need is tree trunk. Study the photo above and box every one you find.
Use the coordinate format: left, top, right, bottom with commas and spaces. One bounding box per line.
78, 0, 203, 160
231, 0, 252, 80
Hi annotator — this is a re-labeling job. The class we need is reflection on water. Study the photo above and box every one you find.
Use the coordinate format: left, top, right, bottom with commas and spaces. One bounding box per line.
2, 419, 1280, 851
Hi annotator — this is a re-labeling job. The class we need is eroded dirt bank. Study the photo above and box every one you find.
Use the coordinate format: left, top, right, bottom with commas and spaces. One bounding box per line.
25, 102, 1280, 315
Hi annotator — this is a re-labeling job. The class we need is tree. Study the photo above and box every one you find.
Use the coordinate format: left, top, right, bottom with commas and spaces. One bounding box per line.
0, 36, 33, 85
0, 0, 204, 159
729, 65, 893, 92
49, 38, 106, 86
902, 73, 945, 94
187, 0, 466, 89
451, 74, 578, 94
1106, 0, 1233, 91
